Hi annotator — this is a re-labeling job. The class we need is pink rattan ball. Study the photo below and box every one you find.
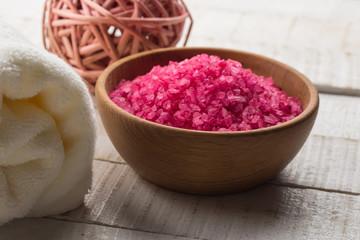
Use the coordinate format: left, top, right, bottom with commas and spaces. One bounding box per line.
42, 0, 192, 93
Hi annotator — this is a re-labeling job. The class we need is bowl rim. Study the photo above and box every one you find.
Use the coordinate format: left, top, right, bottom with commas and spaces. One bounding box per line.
96, 47, 319, 136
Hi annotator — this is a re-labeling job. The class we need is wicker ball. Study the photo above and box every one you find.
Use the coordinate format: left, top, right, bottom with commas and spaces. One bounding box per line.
42, 0, 192, 93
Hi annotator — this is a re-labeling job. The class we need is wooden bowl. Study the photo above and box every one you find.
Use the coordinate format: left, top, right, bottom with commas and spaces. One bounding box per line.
96, 47, 319, 195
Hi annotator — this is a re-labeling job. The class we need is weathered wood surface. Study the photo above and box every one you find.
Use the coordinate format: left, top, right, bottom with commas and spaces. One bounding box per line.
50, 160, 360, 240
3, 93, 356, 240
1, 0, 360, 239
0, 218, 196, 240
187, 0, 360, 95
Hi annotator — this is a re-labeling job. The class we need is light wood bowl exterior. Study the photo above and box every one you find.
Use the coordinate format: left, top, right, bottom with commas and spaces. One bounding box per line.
96, 47, 319, 195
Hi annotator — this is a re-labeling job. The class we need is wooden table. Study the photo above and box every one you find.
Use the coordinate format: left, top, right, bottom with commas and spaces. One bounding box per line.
1, 0, 360, 239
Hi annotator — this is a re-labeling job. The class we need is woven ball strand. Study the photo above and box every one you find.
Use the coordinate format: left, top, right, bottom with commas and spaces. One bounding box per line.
42, 0, 192, 93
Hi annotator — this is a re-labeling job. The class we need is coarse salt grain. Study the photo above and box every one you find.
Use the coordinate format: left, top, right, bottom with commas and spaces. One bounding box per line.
109, 54, 302, 131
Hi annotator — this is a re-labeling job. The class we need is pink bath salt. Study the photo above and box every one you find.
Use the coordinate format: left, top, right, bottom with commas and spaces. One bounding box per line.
109, 54, 303, 131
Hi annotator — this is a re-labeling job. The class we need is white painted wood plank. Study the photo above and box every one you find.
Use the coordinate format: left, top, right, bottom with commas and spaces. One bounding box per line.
0, 218, 197, 240
186, 0, 346, 19
186, 0, 360, 94
313, 94, 360, 140
273, 134, 360, 193
52, 160, 360, 240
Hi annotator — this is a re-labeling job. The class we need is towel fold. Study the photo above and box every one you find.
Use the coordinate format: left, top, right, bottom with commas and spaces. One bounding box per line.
0, 21, 96, 225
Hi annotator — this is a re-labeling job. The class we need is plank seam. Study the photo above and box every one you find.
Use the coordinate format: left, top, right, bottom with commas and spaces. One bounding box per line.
94, 158, 127, 165
316, 85, 360, 97
268, 182, 360, 196
45, 216, 209, 240
93, 157, 360, 196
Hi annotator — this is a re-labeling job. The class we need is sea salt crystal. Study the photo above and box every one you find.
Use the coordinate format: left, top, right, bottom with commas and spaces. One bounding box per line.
110, 54, 303, 131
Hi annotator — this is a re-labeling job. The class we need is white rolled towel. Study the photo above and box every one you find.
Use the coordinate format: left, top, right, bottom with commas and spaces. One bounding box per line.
0, 21, 96, 225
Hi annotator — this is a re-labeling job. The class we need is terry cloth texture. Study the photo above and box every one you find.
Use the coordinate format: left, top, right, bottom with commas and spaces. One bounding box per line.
0, 21, 96, 225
